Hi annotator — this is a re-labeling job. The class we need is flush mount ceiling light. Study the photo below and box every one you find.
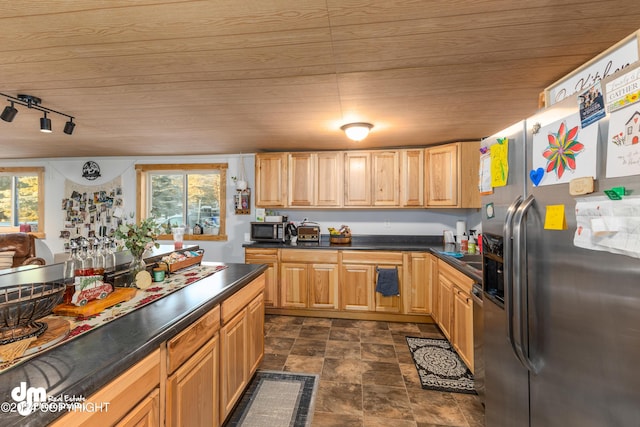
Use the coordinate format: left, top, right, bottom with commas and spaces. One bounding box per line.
341, 122, 373, 141
0, 92, 75, 134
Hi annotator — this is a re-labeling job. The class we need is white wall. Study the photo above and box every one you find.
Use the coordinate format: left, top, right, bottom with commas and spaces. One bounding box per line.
2, 153, 482, 264
279, 208, 481, 237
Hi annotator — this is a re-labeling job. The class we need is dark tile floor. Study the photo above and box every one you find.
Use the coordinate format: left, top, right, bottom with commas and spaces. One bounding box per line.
261, 315, 485, 427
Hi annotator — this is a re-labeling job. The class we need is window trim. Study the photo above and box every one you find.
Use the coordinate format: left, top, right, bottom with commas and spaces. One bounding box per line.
0, 167, 45, 238
135, 163, 228, 241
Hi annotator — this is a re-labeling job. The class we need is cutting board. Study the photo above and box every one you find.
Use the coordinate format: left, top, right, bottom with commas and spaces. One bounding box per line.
0, 317, 70, 363
53, 287, 137, 317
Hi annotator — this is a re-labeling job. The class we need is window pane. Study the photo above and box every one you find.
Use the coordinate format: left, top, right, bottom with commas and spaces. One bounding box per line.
150, 174, 184, 227
0, 176, 11, 226
16, 176, 39, 225
186, 173, 220, 229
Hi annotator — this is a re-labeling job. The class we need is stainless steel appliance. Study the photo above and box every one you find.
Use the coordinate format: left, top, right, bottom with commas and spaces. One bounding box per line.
481, 64, 640, 427
471, 283, 484, 402
250, 221, 286, 242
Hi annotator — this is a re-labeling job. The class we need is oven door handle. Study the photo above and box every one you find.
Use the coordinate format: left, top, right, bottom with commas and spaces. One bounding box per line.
503, 195, 522, 356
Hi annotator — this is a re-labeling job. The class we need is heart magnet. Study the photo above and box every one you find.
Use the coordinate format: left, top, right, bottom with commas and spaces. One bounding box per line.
530, 168, 544, 186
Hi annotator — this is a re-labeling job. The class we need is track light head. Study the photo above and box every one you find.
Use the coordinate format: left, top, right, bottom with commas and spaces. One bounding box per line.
40, 113, 52, 133
0, 103, 17, 122
63, 119, 75, 135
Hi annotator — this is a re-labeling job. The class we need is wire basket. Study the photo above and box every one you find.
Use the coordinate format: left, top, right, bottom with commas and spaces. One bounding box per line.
0, 282, 65, 345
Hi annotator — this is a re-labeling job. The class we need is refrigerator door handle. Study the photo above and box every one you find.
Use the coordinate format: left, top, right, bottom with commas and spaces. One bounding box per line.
512, 194, 540, 374
503, 195, 522, 354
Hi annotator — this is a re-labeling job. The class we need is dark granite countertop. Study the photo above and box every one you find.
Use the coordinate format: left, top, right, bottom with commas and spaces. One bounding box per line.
244, 235, 482, 283
0, 262, 267, 427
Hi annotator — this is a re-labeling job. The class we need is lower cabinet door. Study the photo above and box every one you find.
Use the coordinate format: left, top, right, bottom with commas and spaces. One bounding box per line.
309, 263, 339, 309
340, 264, 374, 311
220, 309, 248, 422
247, 293, 265, 374
280, 263, 308, 308
116, 388, 159, 427
166, 336, 220, 427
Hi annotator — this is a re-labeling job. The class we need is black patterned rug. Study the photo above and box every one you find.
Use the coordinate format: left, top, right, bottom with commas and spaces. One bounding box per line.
224, 370, 318, 427
406, 336, 476, 394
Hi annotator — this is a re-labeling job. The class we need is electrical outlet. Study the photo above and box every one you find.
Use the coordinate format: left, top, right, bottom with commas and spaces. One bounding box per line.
384, 220, 391, 228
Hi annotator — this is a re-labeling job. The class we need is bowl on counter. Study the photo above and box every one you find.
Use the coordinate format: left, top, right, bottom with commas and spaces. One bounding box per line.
0, 282, 65, 345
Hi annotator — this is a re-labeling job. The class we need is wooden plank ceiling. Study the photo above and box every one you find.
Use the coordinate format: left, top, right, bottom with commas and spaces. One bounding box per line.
0, 0, 638, 159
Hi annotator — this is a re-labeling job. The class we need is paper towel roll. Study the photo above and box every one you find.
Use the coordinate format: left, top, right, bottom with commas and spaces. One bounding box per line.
456, 220, 467, 237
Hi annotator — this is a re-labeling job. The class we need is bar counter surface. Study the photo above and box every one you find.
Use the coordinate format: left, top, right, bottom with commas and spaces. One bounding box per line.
0, 261, 267, 427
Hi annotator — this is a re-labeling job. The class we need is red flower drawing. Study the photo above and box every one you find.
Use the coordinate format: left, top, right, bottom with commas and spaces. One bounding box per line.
543, 121, 584, 178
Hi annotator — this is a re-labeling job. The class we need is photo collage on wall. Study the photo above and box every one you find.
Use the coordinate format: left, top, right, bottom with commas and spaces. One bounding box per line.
60, 176, 124, 248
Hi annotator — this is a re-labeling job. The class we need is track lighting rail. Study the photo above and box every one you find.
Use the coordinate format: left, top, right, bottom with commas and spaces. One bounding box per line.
0, 92, 75, 134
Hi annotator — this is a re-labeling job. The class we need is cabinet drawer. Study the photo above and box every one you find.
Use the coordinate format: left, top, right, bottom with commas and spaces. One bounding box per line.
167, 305, 220, 374
280, 249, 338, 263
437, 259, 474, 293
341, 251, 403, 265
50, 349, 160, 427
245, 248, 278, 262
222, 274, 265, 324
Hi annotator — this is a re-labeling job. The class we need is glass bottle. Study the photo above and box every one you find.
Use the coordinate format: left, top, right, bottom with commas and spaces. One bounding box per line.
62, 245, 78, 304
76, 241, 94, 276
104, 238, 117, 273
93, 240, 106, 276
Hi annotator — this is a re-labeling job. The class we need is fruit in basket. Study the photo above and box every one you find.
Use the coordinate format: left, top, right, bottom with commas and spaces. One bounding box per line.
328, 225, 351, 236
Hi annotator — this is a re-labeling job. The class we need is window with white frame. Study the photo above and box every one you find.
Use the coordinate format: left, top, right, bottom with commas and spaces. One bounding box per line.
0, 167, 45, 236
135, 164, 227, 240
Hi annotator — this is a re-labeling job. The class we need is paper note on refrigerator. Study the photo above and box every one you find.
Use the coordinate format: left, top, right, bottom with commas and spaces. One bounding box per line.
490, 142, 508, 187
574, 195, 640, 259
544, 205, 567, 230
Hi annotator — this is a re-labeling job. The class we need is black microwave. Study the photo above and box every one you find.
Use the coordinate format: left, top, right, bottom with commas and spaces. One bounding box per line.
250, 222, 286, 242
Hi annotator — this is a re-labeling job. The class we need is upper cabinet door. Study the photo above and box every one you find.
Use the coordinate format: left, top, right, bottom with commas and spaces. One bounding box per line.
256, 153, 287, 207
425, 142, 480, 208
372, 151, 400, 206
425, 144, 458, 207
344, 152, 371, 206
315, 152, 343, 207
288, 153, 314, 207
401, 149, 424, 207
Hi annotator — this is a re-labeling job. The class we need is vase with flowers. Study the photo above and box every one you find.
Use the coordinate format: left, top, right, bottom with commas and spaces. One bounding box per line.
113, 216, 161, 287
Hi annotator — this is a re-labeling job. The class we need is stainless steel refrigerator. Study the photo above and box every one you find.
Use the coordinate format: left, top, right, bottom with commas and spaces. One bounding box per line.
481, 66, 640, 426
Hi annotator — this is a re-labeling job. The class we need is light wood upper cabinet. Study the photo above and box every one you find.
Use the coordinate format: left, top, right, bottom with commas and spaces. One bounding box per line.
288, 152, 342, 207
256, 153, 287, 207
425, 142, 480, 208
344, 151, 371, 206
288, 153, 314, 207
401, 149, 424, 207
316, 152, 343, 206
372, 150, 400, 206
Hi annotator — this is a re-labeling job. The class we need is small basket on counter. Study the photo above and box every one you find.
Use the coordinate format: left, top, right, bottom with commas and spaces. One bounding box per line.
328, 225, 352, 244
161, 250, 204, 273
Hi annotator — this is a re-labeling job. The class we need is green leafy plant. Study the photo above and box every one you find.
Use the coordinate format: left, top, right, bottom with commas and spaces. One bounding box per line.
113, 216, 162, 259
